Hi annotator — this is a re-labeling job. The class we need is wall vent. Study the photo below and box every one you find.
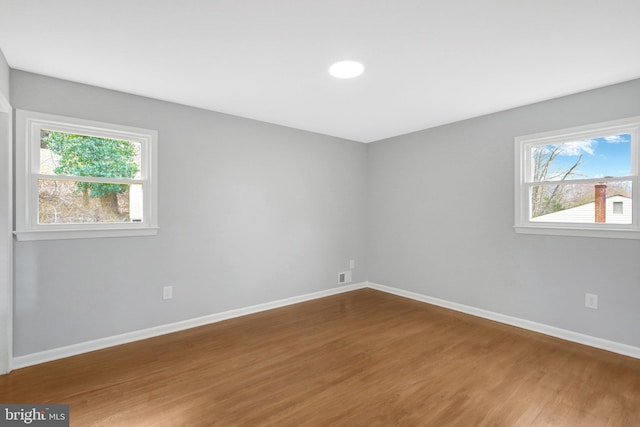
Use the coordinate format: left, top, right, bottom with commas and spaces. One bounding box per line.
338, 271, 352, 285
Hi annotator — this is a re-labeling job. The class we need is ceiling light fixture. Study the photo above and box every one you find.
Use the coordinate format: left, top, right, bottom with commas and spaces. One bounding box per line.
329, 61, 364, 79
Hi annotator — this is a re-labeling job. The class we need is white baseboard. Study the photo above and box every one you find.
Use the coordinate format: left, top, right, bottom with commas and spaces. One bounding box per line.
12, 282, 367, 370
366, 282, 640, 360
12, 280, 640, 370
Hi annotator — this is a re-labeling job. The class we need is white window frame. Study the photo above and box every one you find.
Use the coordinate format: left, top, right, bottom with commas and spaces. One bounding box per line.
514, 116, 640, 239
14, 110, 158, 241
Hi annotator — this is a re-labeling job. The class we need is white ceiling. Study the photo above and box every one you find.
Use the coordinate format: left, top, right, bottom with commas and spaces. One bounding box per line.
1, 1, 640, 143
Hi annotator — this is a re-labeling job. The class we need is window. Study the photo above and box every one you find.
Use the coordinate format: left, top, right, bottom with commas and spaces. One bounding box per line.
514, 116, 640, 239
613, 201, 624, 215
15, 110, 158, 240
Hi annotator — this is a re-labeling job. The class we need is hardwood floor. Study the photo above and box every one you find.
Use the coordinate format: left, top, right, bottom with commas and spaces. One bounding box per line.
1, 289, 639, 426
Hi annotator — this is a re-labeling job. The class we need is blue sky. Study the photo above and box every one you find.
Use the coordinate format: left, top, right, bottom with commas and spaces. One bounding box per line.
535, 133, 631, 180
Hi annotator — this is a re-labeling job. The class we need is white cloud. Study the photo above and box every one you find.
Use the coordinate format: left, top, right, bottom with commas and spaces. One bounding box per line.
557, 139, 596, 156
603, 135, 628, 143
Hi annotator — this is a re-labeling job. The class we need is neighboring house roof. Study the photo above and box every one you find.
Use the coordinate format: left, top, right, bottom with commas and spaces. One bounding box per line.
532, 195, 632, 224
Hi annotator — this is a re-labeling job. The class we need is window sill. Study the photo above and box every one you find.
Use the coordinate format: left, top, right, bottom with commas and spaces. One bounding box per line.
514, 225, 640, 239
14, 227, 159, 241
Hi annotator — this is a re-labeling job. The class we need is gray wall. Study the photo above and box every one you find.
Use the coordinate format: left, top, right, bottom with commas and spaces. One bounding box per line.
11, 66, 640, 357
11, 71, 368, 356
0, 49, 8, 100
368, 78, 640, 348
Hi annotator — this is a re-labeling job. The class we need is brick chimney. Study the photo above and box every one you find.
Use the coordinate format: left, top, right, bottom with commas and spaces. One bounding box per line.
595, 182, 607, 223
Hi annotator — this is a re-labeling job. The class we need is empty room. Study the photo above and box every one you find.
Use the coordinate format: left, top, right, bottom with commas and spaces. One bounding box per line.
1, 1, 640, 425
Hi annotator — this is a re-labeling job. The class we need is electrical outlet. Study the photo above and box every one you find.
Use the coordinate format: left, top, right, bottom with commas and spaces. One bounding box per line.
349, 259, 355, 269
585, 293, 598, 309
163, 286, 173, 300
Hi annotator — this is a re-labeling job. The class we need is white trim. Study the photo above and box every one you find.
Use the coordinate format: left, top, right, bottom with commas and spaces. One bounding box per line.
14, 109, 158, 240
12, 282, 367, 369
0, 93, 12, 374
32, 174, 146, 185
513, 225, 640, 239
14, 227, 159, 241
525, 175, 635, 187
517, 118, 640, 147
366, 282, 640, 360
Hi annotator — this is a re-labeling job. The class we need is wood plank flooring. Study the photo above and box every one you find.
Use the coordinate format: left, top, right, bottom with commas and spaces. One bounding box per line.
1, 289, 640, 426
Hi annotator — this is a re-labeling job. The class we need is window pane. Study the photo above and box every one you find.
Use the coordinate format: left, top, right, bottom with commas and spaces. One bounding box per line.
613, 201, 624, 214
530, 181, 631, 224
40, 130, 142, 179
38, 179, 144, 224
530, 133, 631, 182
